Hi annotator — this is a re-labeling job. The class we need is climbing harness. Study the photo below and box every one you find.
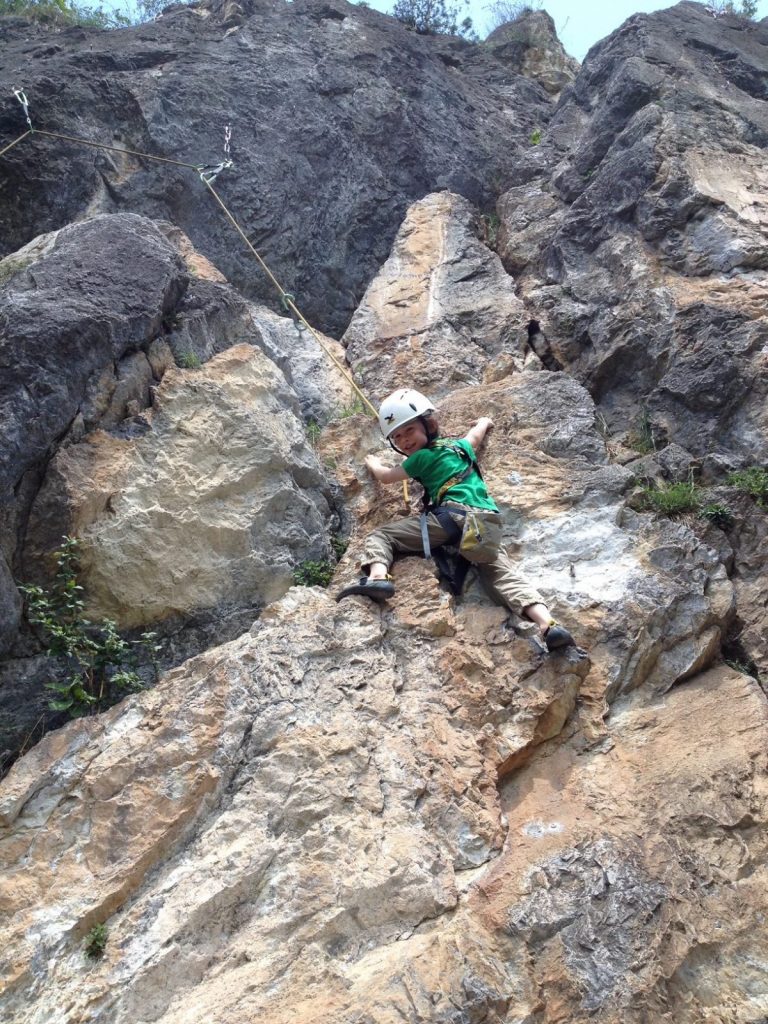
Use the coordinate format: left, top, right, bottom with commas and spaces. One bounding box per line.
417, 441, 502, 582
2, 88, 411, 503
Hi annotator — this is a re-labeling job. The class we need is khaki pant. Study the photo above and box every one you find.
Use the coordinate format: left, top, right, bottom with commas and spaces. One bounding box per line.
362, 512, 543, 616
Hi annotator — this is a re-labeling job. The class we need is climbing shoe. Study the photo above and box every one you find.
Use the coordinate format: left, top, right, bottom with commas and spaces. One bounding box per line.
543, 623, 574, 652
336, 577, 395, 603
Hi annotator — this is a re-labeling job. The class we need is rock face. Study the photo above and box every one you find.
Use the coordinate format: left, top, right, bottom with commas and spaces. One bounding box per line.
0, 215, 187, 503
0, 0, 556, 335
343, 191, 532, 400
491, 0, 768, 712
0, 213, 188, 686
496, 0, 768, 468
0, 213, 342, 755
494, 664, 768, 1022
0, 369, 759, 1020
486, 9, 580, 96
1, 1, 768, 1022
23, 343, 336, 629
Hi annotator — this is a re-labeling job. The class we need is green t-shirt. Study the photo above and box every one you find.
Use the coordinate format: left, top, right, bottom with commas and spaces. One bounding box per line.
402, 439, 498, 511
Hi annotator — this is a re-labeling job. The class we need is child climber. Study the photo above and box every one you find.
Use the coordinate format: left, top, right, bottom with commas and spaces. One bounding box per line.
336, 388, 574, 651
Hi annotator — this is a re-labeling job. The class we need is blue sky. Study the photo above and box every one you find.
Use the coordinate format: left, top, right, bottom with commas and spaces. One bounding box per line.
105, 0, 768, 61
364, 0, 768, 61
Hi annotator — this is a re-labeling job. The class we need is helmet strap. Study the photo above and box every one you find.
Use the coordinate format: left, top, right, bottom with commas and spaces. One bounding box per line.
422, 416, 438, 442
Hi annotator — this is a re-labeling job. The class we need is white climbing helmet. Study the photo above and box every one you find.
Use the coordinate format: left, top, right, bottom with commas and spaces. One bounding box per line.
378, 389, 436, 440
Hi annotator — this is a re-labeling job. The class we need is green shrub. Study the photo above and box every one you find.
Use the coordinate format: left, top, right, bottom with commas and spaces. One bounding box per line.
0, 0, 131, 27
177, 351, 202, 370
331, 535, 348, 561
485, 0, 542, 31
306, 419, 322, 447
0, 0, 187, 25
20, 537, 159, 718
481, 212, 500, 247
699, 502, 734, 530
727, 467, 768, 506
0, 256, 32, 285
710, 0, 758, 18
626, 409, 656, 455
640, 481, 701, 516
84, 923, 108, 960
336, 397, 370, 420
724, 657, 757, 678
393, 0, 477, 39
292, 559, 335, 588
529, 128, 542, 145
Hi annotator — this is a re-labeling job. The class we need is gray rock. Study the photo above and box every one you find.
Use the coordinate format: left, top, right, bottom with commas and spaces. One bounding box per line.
626, 442, 698, 485
507, 838, 668, 1011
342, 191, 531, 402
485, 9, 580, 96
0, 214, 187, 501
497, 1, 768, 465
0, 556, 21, 657
0, 0, 557, 337
0, 213, 343, 758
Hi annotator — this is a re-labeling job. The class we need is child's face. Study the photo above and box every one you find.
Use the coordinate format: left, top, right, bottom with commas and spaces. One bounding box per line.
391, 419, 428, 455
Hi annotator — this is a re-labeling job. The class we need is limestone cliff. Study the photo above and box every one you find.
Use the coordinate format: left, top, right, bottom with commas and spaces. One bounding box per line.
1, 2, 767, 1022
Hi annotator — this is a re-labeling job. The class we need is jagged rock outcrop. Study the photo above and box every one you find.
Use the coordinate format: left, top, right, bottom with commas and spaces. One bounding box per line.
492, 665, 768, 1021
493, 0, 768, 704
23, 343, 336, 628
486, 9, 580, 96
1, 1, 767, 1021
0, 213, 348, 754
0, 0, 556, 335
343, 191, 533, 399
0, 365, 758, 1023
497, 0, 768, 470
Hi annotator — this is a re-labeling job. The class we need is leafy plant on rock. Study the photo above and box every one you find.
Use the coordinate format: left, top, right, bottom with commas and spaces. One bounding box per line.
84, 923, 108, 960
724, 657, 758, 678
306, 419, 322, 447
20, 537, 159, 718
176, 350, 202, 370
699, 502, 734, 530
726, 466, 768, 506
481, 212, 500, 247
640, 480, 701, 516
485, 0, 543, 31
0, 0, 131, 27
292, 559, 336, 588
708, 1, 758, 19
331, 534, 349, 561
393, 0, 477, 38
626, 409, 656, 455
0, 0, 192, 25
336, 397, 371, 420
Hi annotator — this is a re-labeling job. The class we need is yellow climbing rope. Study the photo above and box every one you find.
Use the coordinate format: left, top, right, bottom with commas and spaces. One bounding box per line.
1, 89, 410, 507
199, 177, 378, 419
